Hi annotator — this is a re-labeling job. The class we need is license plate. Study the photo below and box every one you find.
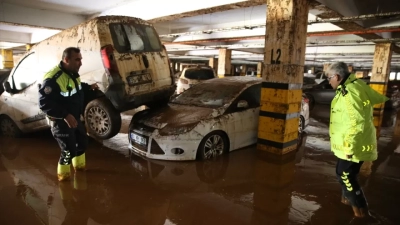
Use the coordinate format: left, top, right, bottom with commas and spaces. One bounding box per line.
127, 73, 152, 86
130, 133, 147, 146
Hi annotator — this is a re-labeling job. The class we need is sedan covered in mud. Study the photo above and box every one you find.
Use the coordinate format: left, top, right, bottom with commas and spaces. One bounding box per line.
128, 77, 309, 161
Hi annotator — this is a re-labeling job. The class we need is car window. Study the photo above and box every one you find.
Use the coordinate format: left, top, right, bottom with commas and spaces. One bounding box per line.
171, 82, 246, 108
110, 23, 162, 53
184, 69, 215, 80
225, 84, 261, 113
316, 80, 332, 89
12, 53, 37, 91
303, 76, 316, 85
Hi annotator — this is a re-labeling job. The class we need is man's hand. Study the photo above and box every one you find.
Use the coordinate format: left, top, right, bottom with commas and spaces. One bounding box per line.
90, 83, 99, 90
64, 114, 78, 128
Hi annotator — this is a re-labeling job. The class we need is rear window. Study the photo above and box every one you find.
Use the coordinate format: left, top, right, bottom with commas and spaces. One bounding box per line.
184, 69, 215, 80
109, 23, 162, 53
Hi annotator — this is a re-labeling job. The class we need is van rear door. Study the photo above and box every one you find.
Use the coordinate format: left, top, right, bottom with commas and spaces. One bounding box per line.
106, 22, 172, 96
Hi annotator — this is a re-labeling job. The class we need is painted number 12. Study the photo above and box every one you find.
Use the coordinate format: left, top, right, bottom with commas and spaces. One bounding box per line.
270, 49, 281, 64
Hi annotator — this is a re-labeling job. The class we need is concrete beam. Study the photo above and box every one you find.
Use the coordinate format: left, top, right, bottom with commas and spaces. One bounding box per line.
308, 0, 400, 54
0, 3, 85, 30
0, 30, 31, 44
148, 0, 266, 23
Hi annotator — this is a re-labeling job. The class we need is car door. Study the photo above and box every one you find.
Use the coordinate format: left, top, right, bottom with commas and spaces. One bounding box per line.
7, 52, 47, 131
224, 84, 261, 150
311, 80, 335, 104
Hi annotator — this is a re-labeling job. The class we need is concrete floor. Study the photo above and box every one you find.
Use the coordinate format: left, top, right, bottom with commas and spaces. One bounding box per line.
1, 105, 400, 225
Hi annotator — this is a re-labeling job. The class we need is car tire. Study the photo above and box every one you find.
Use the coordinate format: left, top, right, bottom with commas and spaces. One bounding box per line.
84, 97, 121, 140
0, 115, 22, 138
196, 131, 229, 160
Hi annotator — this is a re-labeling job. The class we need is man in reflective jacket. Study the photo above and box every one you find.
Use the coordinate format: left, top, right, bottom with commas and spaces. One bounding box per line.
327, 62, 388, 218
38, 47, 98, 181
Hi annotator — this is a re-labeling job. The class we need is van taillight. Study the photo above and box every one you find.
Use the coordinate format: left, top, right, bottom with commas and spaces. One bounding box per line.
101, 45, 119, 76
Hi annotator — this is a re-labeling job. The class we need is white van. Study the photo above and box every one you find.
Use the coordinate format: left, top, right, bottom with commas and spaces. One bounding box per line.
0, 16, 176, 140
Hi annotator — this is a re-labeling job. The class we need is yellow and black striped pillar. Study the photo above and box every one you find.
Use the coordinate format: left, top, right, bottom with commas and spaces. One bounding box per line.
369, 43, 393, 138
257, 0, 309, 155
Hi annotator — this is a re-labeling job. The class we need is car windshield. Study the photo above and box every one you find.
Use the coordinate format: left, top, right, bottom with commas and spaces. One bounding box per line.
109, 23, 161, 53
184, 68, 214, 80
171, 82, 246, 108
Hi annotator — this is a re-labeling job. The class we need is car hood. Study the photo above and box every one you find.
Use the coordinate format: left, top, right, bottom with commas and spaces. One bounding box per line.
134, 104, 216, 136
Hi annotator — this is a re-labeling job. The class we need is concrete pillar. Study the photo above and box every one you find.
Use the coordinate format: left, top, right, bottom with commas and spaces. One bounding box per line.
209, 57, 218, 74
257, 62, 263, 78
217, 48, 231, 78
370, 43, 393, 138
257, 0, 309, 155
0, 49, 14, 69
26, 44, 34, 51
240, 65, 247, 76
310, 67, 315, 74
251, 151, 295, 224
348, 65, 353, 73
323, 63, 331, 74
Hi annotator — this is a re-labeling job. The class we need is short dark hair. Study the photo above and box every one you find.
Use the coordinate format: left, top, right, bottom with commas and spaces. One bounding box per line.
62, 47, 80, 59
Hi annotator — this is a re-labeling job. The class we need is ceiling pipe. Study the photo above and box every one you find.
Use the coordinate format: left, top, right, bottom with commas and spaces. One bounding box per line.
162, 26, 400, 45
309, 11, 400, 24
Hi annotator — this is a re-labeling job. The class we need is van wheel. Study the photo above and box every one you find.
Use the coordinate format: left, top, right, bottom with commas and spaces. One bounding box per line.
85, 97, 121, 140
0, 115, 22, 138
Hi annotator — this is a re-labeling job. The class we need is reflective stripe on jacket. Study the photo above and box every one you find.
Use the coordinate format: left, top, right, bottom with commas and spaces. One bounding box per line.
39, 63, 88, 120
329, 74, 389, 162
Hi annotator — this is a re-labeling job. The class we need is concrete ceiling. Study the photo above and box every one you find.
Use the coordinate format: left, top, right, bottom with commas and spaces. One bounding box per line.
1, 0, 400, 69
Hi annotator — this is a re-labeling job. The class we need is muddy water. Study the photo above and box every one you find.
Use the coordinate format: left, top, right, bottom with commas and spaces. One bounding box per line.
1, 106, 400, 225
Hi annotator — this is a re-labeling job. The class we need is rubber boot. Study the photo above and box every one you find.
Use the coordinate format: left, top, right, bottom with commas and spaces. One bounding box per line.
72, 153, 86, 171
352, 206, 371, 218
57, 163, 71, 181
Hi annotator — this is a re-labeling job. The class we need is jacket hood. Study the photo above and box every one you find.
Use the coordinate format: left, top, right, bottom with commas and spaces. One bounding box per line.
134, 104, 214, 135
338, 74, 389, 105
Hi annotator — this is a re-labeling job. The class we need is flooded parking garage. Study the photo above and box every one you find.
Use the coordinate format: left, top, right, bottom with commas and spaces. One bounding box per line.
1, 105, 400, 225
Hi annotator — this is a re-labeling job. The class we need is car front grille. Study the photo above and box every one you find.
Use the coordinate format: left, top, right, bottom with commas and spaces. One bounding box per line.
131, 141, 147, 153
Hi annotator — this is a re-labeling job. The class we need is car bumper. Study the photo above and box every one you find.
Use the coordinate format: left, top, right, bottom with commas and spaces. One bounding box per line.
128, 129, 202, 161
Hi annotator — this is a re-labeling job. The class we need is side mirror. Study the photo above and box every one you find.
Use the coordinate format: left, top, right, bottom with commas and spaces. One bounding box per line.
4, 81, 12, 93
237, 100, 249, 109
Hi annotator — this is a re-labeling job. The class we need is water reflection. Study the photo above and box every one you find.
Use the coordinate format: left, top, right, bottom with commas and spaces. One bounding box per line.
0, 131, 323, 225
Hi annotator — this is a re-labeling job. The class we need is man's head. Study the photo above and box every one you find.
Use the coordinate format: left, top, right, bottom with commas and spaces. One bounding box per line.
326, 62, 350, 90
61, 47, 82, 73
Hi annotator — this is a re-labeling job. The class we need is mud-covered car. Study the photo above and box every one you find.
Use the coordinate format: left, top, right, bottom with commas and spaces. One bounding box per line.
176, 65, 217, 94
304, 77, 400, 110
128, 77, 310, 161
0, 16, 175, 139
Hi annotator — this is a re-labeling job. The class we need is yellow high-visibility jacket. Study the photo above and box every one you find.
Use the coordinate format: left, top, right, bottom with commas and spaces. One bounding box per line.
330, 74, 389, 162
